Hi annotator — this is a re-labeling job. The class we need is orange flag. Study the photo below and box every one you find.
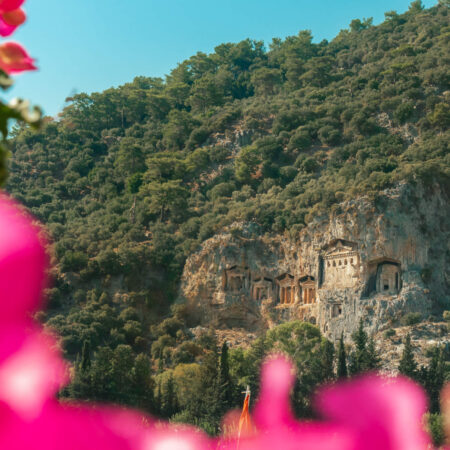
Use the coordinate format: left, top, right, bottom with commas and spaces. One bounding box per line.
238, 387, 253, 439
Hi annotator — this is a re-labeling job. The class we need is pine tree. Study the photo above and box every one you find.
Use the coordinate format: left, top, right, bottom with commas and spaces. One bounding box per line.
337, 333, 348, 379
398, 334, 418, 379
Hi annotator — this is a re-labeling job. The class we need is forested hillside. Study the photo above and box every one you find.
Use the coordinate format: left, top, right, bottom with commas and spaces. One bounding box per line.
4, 1, 449, 435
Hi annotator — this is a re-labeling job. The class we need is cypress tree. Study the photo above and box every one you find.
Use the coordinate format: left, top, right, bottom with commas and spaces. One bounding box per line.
162, 374, 177, 418
424, 347, 445, 413
158, 349, 164, 373
218, 341, 233, 411
155, 380, 162, 416
248, 336, 266, 400
349, 319, 368, 375
320, 340, 335, 381
201, 341, 221, 428
366, 337, 381, 370
398, 334, 418, 379
69, 340, 92, 399
337, 333, 348, 379
80, 340, 91, 372
132, 353, 155, 413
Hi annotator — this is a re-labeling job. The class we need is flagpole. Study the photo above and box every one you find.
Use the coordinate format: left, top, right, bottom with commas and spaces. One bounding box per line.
236, 385, 251, 450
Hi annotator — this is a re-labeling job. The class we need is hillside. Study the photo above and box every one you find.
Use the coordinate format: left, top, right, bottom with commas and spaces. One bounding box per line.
3, 1, 449, 432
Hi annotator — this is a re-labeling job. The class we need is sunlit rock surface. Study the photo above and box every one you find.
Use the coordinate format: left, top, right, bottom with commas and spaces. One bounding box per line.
179, 182, 449, 343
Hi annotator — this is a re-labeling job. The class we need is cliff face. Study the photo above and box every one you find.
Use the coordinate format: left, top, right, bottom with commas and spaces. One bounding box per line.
179, 182, 449, 341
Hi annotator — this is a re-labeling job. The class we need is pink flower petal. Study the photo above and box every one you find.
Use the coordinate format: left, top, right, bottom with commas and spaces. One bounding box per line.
0, 17, 16, 36
142, 425, 213, 450
0, 401, 150, 450
253, 355, 297, 429
0, 8, 24, 35
2, 8, 25, 26
0, 41, 37, 74
315, 375, 431, 450
0, 327, 69, 419
217, 355, 356, 450
0, 0, 24, 13
0, 195, 47, 323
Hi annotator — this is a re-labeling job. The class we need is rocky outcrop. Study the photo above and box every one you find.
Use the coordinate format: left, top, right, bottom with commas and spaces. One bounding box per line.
374, 322, 449, 374
178, 182, 449, 342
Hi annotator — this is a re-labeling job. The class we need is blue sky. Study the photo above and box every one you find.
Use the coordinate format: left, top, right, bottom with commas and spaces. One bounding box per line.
5, 0, 437, 117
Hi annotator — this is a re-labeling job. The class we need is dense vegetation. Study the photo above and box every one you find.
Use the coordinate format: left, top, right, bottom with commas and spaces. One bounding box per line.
64, 318, 448, 443
2, 0, 449, 437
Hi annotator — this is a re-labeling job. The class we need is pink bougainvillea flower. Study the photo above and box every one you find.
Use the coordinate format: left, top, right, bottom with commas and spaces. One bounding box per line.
217, 356, 355, 450
0, 195, 47, 323
0, 400, 152, 450
0, 0, 24, 13
0, 327, 69, 419
0, 396, 215, 450
2, 7, 25, 25
142, 424, 213, 450
0, 8, 26, 36
316, 373, 431, 450
0, 41, 36, 74
217, 355, 433, 450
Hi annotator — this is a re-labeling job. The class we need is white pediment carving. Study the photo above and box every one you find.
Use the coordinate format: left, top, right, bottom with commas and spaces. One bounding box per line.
323, 240, 358, 260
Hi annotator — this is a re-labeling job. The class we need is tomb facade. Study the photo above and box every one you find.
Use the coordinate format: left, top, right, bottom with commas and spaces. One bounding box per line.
299, 276, 316, 305
376, 262, 401, 295
223, 265, 250, 293
364, 258, 402, 297
321, 239, 359, 289
252, 277, 274, 302
276, 273, 296, 305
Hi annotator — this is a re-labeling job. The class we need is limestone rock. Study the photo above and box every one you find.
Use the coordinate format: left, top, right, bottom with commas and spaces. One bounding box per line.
178, 182, 449, 343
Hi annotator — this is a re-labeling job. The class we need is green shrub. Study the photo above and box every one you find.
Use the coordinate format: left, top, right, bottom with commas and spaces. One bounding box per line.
288, 128, 311, 151
426, 413, 445, 447
384, 328, 396, 338
61, 251, 88, 272
318, 125, 341, 145
400, 312, 422, 326
394, 102, 414, 124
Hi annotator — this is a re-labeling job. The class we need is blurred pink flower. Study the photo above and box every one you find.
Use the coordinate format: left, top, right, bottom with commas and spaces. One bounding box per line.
0, 41, 36, 73
0, 401, 149, 450
0, 327, 69, 419
316, 373, 431, 450
0, 8, 26, 37
0, 0, 24, 14
0, 194, 47, 323
217, 355, 432, 450
217, 356, 355, 450
142, 425, 213, 450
